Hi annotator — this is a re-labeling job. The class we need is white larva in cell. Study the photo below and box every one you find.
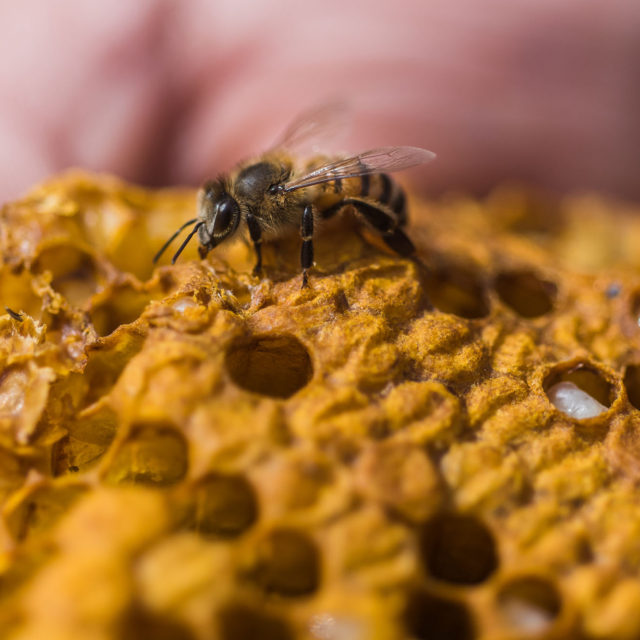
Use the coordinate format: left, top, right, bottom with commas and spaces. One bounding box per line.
547, 381, 607, 419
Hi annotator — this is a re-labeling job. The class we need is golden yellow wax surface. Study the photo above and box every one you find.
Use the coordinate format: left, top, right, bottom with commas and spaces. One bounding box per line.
0, 171, 640, 639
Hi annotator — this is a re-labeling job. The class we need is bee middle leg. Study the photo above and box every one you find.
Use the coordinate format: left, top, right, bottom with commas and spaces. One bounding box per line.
246, 212, 263, 276
339, 197, 416, 257
300, 204, 314, 288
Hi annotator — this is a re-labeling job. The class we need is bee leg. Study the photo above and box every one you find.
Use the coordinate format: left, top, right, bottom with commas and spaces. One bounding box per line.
246, 212, 263, 276
380, 226, 415, 256
300, 204, 314, 288
344, 198, 416, 257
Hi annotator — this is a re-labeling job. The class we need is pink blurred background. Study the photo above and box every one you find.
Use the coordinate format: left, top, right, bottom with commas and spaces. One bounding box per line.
1, 0, 639, 203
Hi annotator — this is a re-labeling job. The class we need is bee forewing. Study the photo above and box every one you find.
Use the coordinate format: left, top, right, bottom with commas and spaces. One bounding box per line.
283, 146, 436, 192
270, 101, 350, 155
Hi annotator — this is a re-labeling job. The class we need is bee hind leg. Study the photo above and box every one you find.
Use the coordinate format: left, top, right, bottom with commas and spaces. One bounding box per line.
343, 198, 416, 257
246, 212, 263, 276
300, 204, 314, 288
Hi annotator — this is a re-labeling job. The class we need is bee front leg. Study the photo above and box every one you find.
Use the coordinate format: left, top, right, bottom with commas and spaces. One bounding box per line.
246, 212, 263, 277
300, 204, 314, 288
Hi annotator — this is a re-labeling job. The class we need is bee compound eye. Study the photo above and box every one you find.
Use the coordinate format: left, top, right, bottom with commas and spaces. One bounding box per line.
214, 197, 238, 234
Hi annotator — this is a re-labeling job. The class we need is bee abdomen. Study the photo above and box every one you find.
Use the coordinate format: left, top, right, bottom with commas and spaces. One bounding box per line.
390, 188, 407, 226
378, 173, 393, 204
364, 173, 407, 226
319, 173, 408, 225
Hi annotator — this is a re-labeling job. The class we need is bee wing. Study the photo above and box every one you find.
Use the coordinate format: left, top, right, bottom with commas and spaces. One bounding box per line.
283, 146, 436, 192
270, 102, 350, 154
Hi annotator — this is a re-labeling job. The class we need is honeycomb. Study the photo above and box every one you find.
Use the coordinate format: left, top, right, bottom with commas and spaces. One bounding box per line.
1, 170, 640, 639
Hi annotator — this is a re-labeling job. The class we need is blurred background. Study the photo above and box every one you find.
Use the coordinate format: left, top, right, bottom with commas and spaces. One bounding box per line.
0, 0, 639, 204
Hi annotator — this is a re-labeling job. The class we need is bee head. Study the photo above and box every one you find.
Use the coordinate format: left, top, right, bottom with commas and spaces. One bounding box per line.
197, 180, 241, 252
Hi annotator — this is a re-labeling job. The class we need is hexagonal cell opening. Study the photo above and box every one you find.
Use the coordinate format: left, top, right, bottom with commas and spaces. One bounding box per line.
89, 285, 152, 337
32, 244, 100, 308
404, 589, 475, 640
225, 334, 313, 399
497, 576, 561, 634
189, 473, 258, 538
102, 422, 188, 487
422, 265, 489, 319
623, 364, 640, 411
494, 270, 556, 318
119, 606, 197, 640
249, 528, 320, 597
419, 513, 498, 585
52, 402, 119, 475
544, 362, 615, 419
218, 603, 294, 640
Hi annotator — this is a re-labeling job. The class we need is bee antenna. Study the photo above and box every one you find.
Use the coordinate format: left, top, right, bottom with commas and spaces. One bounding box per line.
153, 218, 199, 264
172, 221, 205, 264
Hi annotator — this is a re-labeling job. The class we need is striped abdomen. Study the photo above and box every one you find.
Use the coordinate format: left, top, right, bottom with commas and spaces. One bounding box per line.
318, 173, 408, 226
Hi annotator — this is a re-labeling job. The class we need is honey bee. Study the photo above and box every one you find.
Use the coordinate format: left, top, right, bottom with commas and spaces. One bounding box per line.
154, 104, 435, 287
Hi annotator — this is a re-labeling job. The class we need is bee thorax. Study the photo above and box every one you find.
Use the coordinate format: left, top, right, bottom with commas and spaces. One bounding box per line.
235, 162, 282, 202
